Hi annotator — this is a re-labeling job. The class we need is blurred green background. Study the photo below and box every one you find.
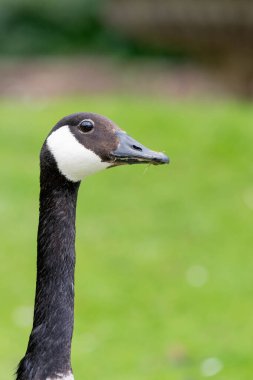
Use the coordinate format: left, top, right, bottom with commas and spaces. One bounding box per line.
0, 1, 252, 380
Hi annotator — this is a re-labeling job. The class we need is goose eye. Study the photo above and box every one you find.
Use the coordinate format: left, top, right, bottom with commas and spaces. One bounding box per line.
79, 119, 94, 133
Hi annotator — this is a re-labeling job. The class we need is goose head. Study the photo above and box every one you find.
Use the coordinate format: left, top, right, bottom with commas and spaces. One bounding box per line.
43, 112, 169, 182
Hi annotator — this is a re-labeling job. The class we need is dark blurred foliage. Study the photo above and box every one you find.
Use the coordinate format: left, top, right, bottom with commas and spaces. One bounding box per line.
0, 0, 108, 55
2, 0, 253, 60
1, 0, 109, 56
0, 0, 180, 58
1, 0, 253, 59
1, 0, 253, 58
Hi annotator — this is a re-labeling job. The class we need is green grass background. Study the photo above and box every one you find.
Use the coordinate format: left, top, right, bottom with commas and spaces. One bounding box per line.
0, 97, 252, 379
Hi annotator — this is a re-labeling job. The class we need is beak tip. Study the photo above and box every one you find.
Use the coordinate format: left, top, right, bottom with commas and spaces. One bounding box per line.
155, 152, 170, 165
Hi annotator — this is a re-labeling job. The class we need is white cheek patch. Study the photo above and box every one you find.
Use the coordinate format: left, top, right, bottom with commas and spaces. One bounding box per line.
47, 126, 110, 182
46, 373, 74, 380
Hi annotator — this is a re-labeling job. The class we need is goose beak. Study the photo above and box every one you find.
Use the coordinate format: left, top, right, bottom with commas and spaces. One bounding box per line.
110, 131, 169, 165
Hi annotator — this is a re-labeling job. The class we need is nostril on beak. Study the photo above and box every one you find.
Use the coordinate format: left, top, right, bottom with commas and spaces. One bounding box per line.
132, 145, 142, 152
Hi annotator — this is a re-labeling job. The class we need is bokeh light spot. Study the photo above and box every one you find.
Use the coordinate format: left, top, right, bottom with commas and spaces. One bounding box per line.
186, 265, 208, 287
201, 357, 223, 377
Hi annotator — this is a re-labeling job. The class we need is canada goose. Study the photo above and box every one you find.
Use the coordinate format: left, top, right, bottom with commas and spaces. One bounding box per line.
16, 112, 169, 380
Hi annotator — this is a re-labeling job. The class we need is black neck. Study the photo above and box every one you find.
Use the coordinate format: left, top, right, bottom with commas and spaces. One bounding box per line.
17, 165, 80, 380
